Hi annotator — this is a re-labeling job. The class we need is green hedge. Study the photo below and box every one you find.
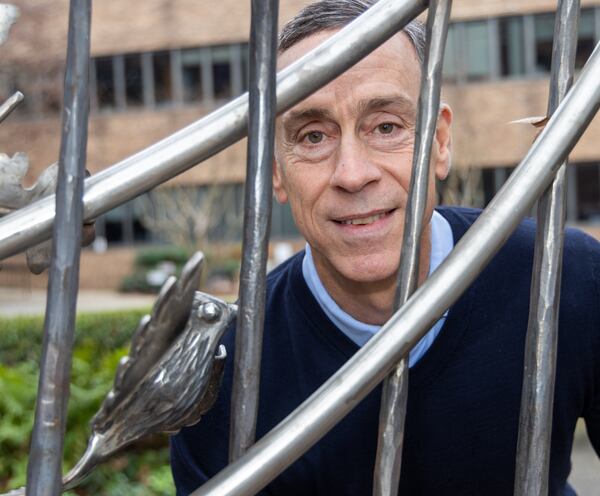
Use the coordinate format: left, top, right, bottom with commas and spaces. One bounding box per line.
0, 309, 176, 495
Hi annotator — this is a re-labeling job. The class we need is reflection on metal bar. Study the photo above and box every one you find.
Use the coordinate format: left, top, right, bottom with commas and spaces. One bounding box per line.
192, 43, 600, 496
0, 0, 427, 261
0, 90, 23, 124
229, 0, 278, 462
373, 2, 452, 494
24, 1, 91, 495
514, 1, 579, 494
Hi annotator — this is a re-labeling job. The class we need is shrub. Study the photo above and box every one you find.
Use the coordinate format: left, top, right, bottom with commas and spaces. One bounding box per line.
135, 246, 191, 268
0, 309, 175, 495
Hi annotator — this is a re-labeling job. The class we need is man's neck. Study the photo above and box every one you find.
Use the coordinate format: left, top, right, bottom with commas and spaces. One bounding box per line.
312, 225, 432, 326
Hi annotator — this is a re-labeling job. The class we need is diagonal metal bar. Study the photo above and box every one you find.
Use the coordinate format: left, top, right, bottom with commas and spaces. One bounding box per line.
0, 0, 427, 262
229, 0, 278, 462
24, 1, 91, 494
514, 1, 579, 495
0, 90, 23, 124
192, 42, 600, 496
373, 2, 452, 494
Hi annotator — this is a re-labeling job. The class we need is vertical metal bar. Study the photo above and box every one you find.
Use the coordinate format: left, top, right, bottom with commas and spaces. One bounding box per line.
229, 0, 278, 462
25, 0, 91, 494
0, 90, 24, 123
372, 2, 452, 494
514, 1, 579, 495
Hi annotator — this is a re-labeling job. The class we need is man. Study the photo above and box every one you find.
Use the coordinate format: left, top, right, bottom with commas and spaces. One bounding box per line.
171, 1, 600, 494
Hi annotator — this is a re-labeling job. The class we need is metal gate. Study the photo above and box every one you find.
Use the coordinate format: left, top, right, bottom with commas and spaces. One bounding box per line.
0, 0, 599, 494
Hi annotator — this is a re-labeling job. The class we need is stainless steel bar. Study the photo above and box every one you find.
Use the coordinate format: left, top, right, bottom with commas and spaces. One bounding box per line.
373, 2, 452, 494
0, 0, 427, 261
0, 90, 24, 124
25, 1, 91, 494
514, 1, 579, 494
191, 42, 600, 496
229, 0, 278, 462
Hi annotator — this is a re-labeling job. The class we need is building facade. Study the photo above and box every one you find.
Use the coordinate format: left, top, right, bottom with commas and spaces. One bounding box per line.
1, 0, 600, 287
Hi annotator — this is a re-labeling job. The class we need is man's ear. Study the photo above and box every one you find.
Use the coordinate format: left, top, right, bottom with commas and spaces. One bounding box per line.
433, 104, 452, 181
272, 159, 289, 204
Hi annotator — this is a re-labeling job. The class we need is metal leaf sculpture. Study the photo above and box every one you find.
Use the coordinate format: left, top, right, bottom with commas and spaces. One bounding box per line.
3, 252, 237, 495
0, 153, 94, 273
0, 3, 18, 46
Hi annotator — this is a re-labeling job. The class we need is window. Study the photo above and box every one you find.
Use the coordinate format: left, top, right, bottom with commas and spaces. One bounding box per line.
464, 21, 491, 81
576, 9, 596, 69
575, 163, 600, 222
153, 51, 172, 104
443, 24, 459, 82
211, 46, 232, 100
181, 48, 203, 102
95, 57, 115, 108
534, 13, 555, 73
124, 54, 143, 106
499, 17, 525, 76
241, 43, 250, 91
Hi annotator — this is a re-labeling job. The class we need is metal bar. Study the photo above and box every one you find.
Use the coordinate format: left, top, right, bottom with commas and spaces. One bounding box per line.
229, 0, 278, 462
0, 90, 24, 123
373, 2, 452, 494
514, 1, 579, 495
0, 0, 427, 261
191, 42, 600, 496
25, 1, 91, 494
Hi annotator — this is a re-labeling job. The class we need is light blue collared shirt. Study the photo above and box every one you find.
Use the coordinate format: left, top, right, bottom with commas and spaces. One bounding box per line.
302, 210, 454, 367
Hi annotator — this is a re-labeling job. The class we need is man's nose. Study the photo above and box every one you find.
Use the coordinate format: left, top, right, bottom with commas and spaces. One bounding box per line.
329, 136, 382, 193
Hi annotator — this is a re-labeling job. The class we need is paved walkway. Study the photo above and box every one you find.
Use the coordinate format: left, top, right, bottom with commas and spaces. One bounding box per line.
0, 287, 155, 316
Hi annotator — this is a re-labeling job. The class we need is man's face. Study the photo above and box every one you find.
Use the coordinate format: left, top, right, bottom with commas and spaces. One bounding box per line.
274, 30, 452, 290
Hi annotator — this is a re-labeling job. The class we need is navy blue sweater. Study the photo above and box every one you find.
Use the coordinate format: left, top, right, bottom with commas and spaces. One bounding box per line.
171, 207, 600, 495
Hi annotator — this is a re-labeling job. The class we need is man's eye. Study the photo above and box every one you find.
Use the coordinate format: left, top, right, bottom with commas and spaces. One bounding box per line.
377, 123, 396, 134
303, 131, 324, 144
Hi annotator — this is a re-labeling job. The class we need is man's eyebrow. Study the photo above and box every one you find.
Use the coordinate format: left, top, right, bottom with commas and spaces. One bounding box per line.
357, 96, 416, 119
280, 108, 335, 139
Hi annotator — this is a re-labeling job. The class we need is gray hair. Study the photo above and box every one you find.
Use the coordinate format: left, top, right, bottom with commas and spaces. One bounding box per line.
278, 0, 426, 64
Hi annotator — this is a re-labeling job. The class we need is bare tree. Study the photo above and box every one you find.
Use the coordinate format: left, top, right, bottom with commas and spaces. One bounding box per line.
136, 184, 244, 250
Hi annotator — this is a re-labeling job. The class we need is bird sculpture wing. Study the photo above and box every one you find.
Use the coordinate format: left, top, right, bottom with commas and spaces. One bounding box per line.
91, 251, 205, 429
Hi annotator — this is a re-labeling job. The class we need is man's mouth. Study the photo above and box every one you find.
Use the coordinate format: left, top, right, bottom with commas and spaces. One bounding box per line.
334, 209, 395, 226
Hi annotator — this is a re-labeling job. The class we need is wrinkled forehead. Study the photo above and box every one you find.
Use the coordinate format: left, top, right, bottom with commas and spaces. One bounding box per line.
278, 29, 420, 74
276, 29, 421, 111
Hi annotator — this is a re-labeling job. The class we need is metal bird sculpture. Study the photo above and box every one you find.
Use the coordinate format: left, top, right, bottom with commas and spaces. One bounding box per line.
3, 252, 237, 495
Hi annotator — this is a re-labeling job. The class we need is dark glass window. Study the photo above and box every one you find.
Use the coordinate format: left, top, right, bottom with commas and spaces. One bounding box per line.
153, 51, 172, 104
576, 9, 596, 69
464, 21, 491, 81
124, 54, 143, 106
181, 48, 203, 102
499, 16, 525, 76
241, 43, 250, 91
95, 57, 115, 108
211, 46, 232, 100
575, 163, 600, 222
443, 24, 459, 82
534, 13, 555, 73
